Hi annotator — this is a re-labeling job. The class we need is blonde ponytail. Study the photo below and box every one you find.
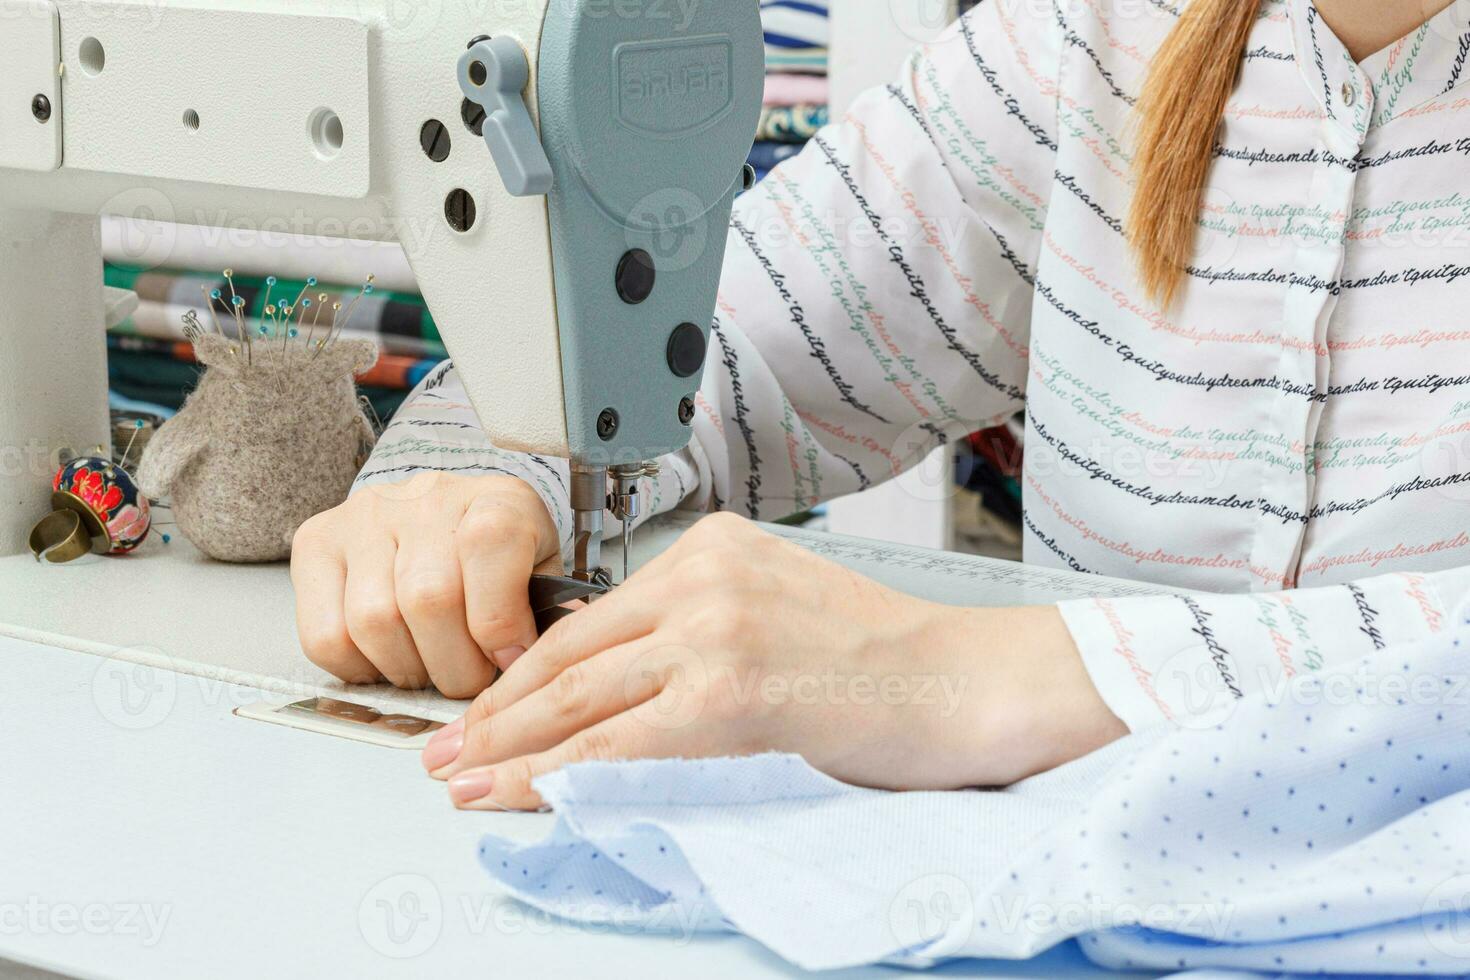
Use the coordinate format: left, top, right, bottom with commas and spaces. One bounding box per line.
1130, 0, 1264, 306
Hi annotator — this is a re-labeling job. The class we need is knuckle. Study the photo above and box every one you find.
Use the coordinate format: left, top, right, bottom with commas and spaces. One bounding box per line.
397, 571, 464, 619
345, 596, 405, 642
463, 714, 496, 761
551, 664, 592, 718
573, 726, 618, 763
697, 511, 746, 539
457, 506, 505, 539
467, 611, 524, 652
435, 669, 494, 702
484, 474, 538, 504
385, 670, 432, 692
458, 503, 525, 549
291, 513, 334, 553
678, 549, 731, 591
689, 603, 748, 643
467, 686, 498, 724
499, 757, 536, 796
299, 622, 358, 671
464, 493, 529, 540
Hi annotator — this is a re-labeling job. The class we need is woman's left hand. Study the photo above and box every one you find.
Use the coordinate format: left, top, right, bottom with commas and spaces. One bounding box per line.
422, 513, 1126, 810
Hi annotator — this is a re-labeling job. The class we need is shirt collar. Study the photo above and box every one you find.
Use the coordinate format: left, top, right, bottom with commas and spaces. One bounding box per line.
1286, 0, 1470, 134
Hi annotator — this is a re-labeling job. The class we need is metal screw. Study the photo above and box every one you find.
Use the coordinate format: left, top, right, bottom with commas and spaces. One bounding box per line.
461, 97, 486, 136
678, 397, 695, 426
596, 409, 619, 441
420, 119, 450, 162
31, 94, 51, 123
444, 188, 476, 233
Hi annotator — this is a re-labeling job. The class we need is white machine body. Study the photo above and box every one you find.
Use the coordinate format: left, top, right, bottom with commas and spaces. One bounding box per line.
0, 0, 567, 556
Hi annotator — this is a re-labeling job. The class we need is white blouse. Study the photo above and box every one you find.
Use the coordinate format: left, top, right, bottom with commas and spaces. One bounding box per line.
357, 0, 1470, 731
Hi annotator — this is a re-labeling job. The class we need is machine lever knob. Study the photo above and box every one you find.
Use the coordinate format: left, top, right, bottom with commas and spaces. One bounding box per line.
457, 37, 554, 197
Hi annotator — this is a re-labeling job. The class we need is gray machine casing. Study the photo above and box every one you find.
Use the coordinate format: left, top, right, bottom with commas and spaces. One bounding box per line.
534, 1, 764, 465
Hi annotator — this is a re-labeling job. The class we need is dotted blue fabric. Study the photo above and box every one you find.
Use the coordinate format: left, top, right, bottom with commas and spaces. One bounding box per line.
478, 616, 1470, 975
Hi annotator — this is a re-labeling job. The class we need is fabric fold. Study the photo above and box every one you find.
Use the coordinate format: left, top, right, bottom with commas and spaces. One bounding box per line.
477, 625, 1470, 974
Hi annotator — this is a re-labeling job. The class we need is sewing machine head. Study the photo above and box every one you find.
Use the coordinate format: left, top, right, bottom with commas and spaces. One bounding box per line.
0, 0, 764, 575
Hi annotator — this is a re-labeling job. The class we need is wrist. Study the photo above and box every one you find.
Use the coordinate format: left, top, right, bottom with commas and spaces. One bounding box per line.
936, 605, 1128, 786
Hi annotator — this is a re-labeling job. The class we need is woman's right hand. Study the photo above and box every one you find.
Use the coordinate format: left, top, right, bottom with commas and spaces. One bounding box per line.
290, 473, 563, 699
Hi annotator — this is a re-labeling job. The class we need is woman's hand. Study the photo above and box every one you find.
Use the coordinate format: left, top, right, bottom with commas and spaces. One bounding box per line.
422, 513, 1127, 809
291, 474, 562, 699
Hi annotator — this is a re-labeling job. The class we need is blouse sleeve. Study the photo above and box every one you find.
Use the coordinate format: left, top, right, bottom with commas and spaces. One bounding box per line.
1059, 567, 1470, 731
686, 1, 1059, 518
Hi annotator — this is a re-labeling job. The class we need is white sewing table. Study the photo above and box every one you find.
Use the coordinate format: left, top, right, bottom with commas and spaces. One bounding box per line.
0, 513, 1168, 979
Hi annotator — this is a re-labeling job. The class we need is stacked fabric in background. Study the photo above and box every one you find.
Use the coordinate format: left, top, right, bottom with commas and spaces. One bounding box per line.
750, 0, 829, 184
105, 264, 445, 423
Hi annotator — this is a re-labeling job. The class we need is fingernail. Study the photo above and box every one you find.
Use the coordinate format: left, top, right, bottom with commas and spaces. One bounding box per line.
448, 768, 495, 805
421, 731, 463, 772
427, 716, 464, 746
492, 646, 526, 669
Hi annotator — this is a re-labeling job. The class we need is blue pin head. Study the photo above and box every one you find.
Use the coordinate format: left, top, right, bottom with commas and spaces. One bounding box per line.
288, 328, 299, 339
364, 283, 375, 295
233, 296, 245, 308
302, 298, 313, 309
266, 276, 277, 287
307, 277, 318, 287
210, 289, 222, 300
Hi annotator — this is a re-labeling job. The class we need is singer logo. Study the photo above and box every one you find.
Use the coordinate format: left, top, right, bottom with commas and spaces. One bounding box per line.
616, 37, 733, 137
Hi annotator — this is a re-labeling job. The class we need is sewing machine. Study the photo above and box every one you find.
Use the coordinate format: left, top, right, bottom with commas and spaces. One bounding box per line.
0, 0, 763, 583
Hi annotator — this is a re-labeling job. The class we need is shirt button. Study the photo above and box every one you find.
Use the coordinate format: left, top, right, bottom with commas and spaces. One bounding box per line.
1341, 82, 1357, 107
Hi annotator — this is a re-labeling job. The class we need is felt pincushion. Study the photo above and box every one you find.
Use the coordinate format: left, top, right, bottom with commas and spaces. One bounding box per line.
138, 331, 379, 563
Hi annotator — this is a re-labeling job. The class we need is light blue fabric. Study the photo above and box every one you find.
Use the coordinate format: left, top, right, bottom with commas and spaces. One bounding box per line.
477, 617, 1470, 975
108, 391, 176, 419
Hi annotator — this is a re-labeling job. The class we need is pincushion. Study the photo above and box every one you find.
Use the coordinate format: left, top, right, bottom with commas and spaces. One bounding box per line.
27, 455, 152, 563
137, 298, 379, 563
